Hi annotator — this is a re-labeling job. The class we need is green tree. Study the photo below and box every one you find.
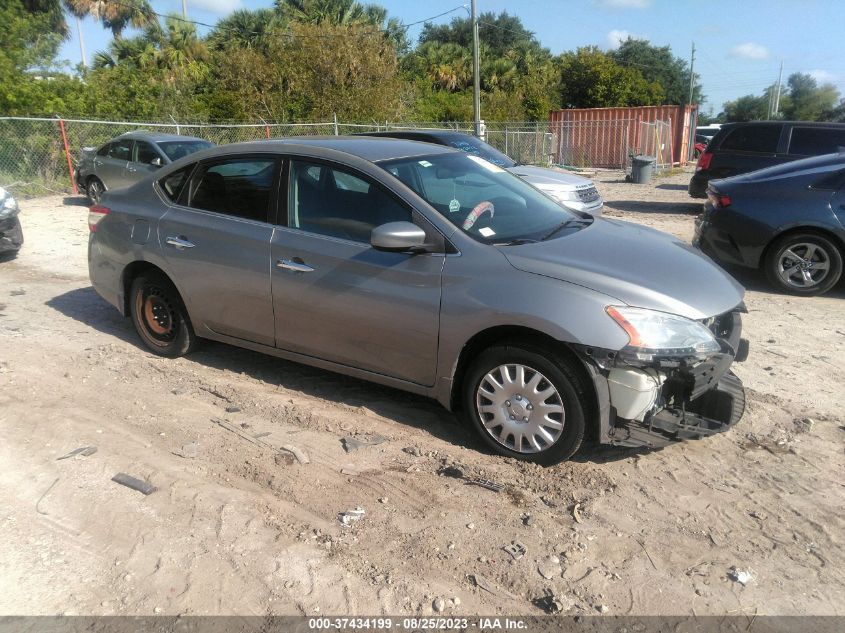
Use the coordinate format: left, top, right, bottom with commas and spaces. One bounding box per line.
65, 0, 155, 38
783, 72, 840, 121
556, 47, 663, 109
720, 94, 769, 122
207, 8, 281, 52
610, 38, 703, 105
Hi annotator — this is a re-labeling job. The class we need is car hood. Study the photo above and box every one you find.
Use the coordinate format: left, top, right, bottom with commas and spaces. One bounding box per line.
500, 218, 744, 320
507, 165, 593, 189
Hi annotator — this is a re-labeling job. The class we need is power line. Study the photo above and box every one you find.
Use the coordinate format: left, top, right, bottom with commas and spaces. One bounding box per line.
95, 0, 468, 41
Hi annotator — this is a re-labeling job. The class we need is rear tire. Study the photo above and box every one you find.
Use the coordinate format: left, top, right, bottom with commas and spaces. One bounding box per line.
764, 232, 843, 296
86, 177, 105, 204
461, 342, 588, 465
129, 271, 197, 357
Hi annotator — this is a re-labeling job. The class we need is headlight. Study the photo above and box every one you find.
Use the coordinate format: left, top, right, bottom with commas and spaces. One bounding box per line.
0, 187, 19, 220
544, 188, 580, 203
606, 306, 721, 362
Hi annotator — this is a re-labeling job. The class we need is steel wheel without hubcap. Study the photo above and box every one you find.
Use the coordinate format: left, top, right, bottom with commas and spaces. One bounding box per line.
476, 364, 565, 454
136, 287, 177, 346
777, 242, 831, 289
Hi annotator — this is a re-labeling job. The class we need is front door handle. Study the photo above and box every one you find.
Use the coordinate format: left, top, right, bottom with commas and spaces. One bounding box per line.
276, 258, 314, 273
165, 235, 195, 249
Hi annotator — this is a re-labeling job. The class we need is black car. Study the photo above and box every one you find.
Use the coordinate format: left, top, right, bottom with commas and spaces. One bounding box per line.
0, 186, 23, 258
689, 121, 845, 198
694, 152, 845, 295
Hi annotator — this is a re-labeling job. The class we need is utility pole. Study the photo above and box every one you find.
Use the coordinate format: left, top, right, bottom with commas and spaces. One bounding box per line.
76, 16, 87, 67
182, 0, 188, 18
471, 0, 481, 138
772, 60, 784, 117
687, 42, 696, 105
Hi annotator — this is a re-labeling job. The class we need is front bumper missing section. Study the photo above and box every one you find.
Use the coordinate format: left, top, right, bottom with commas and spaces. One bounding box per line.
609, 371, 745, 448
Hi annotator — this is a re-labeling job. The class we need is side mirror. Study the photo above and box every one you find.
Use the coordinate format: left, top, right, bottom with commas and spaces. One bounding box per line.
371, 221, 428, 253
150, 157, 163, 167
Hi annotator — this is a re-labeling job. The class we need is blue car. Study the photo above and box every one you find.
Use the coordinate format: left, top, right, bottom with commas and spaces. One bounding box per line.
694, 152, 845, 296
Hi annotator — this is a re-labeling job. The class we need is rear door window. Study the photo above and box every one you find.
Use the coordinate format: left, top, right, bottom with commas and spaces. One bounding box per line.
719, 125, 782, 153
188, 157, 277, 222
108, 139, 134, 161
788, 127, 845, 156
134, 141, 160, 165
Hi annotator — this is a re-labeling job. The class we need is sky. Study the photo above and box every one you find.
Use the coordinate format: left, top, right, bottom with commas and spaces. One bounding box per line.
58, 0, 845, 116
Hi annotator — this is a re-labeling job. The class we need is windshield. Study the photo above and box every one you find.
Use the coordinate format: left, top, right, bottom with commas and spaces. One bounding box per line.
157, 140, 214, 162
441, 135, 517, 168
379, 153, 581, 244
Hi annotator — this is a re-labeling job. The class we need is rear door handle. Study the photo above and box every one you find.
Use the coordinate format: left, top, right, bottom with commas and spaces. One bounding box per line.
276, 258, 314, 273
166, 235, 195, 249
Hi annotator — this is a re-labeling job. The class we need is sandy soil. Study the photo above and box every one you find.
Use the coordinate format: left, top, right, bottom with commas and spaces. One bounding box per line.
1, 171, 844, 618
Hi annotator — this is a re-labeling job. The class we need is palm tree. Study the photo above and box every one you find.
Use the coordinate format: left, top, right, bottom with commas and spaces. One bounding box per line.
207, 8, 280, 52
65, 0, 155, 38
22, 0, 70, 37
277, 0, 383, 27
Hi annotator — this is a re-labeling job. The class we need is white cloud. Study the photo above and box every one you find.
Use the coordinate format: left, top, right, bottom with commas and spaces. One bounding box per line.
188, 0, 242, 15
809, 69, 837, 83
729, 42, 770, 60
596, 0, 653, 8
607, 29, 635, 49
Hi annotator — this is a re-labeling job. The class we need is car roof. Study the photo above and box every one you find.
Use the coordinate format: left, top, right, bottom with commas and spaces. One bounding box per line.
360, 130, 469, 143
116, 131, 209, 143
205, 136, 460, 162
718, 121, 845, 129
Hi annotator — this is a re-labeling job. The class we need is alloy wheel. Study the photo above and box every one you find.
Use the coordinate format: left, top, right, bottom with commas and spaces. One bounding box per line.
777, 242, 831, 289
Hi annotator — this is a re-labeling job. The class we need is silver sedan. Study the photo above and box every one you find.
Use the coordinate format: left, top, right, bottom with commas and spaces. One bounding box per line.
88, 137, 748, 463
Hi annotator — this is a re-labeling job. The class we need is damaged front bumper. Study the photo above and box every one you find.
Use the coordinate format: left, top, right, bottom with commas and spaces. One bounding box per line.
581, 305, 749, 449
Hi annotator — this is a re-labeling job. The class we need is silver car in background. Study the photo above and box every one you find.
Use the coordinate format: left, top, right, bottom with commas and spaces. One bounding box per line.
359, 130, 604, 216
88, 137, 748, 464
76, 131, 213, 203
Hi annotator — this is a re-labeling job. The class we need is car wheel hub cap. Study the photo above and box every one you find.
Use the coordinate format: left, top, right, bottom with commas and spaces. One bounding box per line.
476, 364, 565, 454
778, 243, 830, 288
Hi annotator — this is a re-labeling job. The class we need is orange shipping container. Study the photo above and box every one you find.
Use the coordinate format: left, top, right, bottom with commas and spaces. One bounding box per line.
548, 105, 698, 169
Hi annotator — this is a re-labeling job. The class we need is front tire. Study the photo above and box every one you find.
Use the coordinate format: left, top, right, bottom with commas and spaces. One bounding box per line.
462, 342, 588, 465
129, 272, 197, 357
764, 232, 843, 296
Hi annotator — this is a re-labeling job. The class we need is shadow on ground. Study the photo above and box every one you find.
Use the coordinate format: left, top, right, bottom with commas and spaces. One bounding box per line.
45, 286, 483, 456
605, 200, 702, 215
655, 183, 689, 191
62, 196, 90, 207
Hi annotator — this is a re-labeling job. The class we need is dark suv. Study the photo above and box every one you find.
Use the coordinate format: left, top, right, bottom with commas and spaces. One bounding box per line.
689, 121, 845, 198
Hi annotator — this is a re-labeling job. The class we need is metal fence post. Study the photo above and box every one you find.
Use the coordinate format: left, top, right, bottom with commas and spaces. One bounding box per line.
333, 113, 339, 136
56, 117, 78, 194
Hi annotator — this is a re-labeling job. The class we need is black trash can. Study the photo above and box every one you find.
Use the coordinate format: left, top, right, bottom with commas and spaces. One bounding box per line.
630, 155, 656, 184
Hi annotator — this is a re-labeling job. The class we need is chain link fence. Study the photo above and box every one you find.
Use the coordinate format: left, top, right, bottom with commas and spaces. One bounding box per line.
1, 116, 608, 197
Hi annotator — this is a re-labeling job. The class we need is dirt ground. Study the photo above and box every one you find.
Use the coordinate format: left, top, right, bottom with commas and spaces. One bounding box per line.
1, 169, 844, 618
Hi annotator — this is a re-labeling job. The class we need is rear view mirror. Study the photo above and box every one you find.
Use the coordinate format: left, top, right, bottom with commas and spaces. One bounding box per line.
150, 157, 163, 167
371, 221, 427, 253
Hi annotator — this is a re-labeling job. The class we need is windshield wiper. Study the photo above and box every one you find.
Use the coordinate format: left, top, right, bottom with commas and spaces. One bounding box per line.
541, 218, 591, 241
496, 237, 538, 246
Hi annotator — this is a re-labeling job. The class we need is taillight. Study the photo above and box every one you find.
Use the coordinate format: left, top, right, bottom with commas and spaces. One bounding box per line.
696, 151, 713, 171
88, 205, 110, 232
706, 189, 731, 209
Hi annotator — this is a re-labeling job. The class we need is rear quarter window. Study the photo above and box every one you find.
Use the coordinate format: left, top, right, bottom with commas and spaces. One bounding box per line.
718, 125, 782, 153
159, 165, 193, 202
788, 127, 845, 156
